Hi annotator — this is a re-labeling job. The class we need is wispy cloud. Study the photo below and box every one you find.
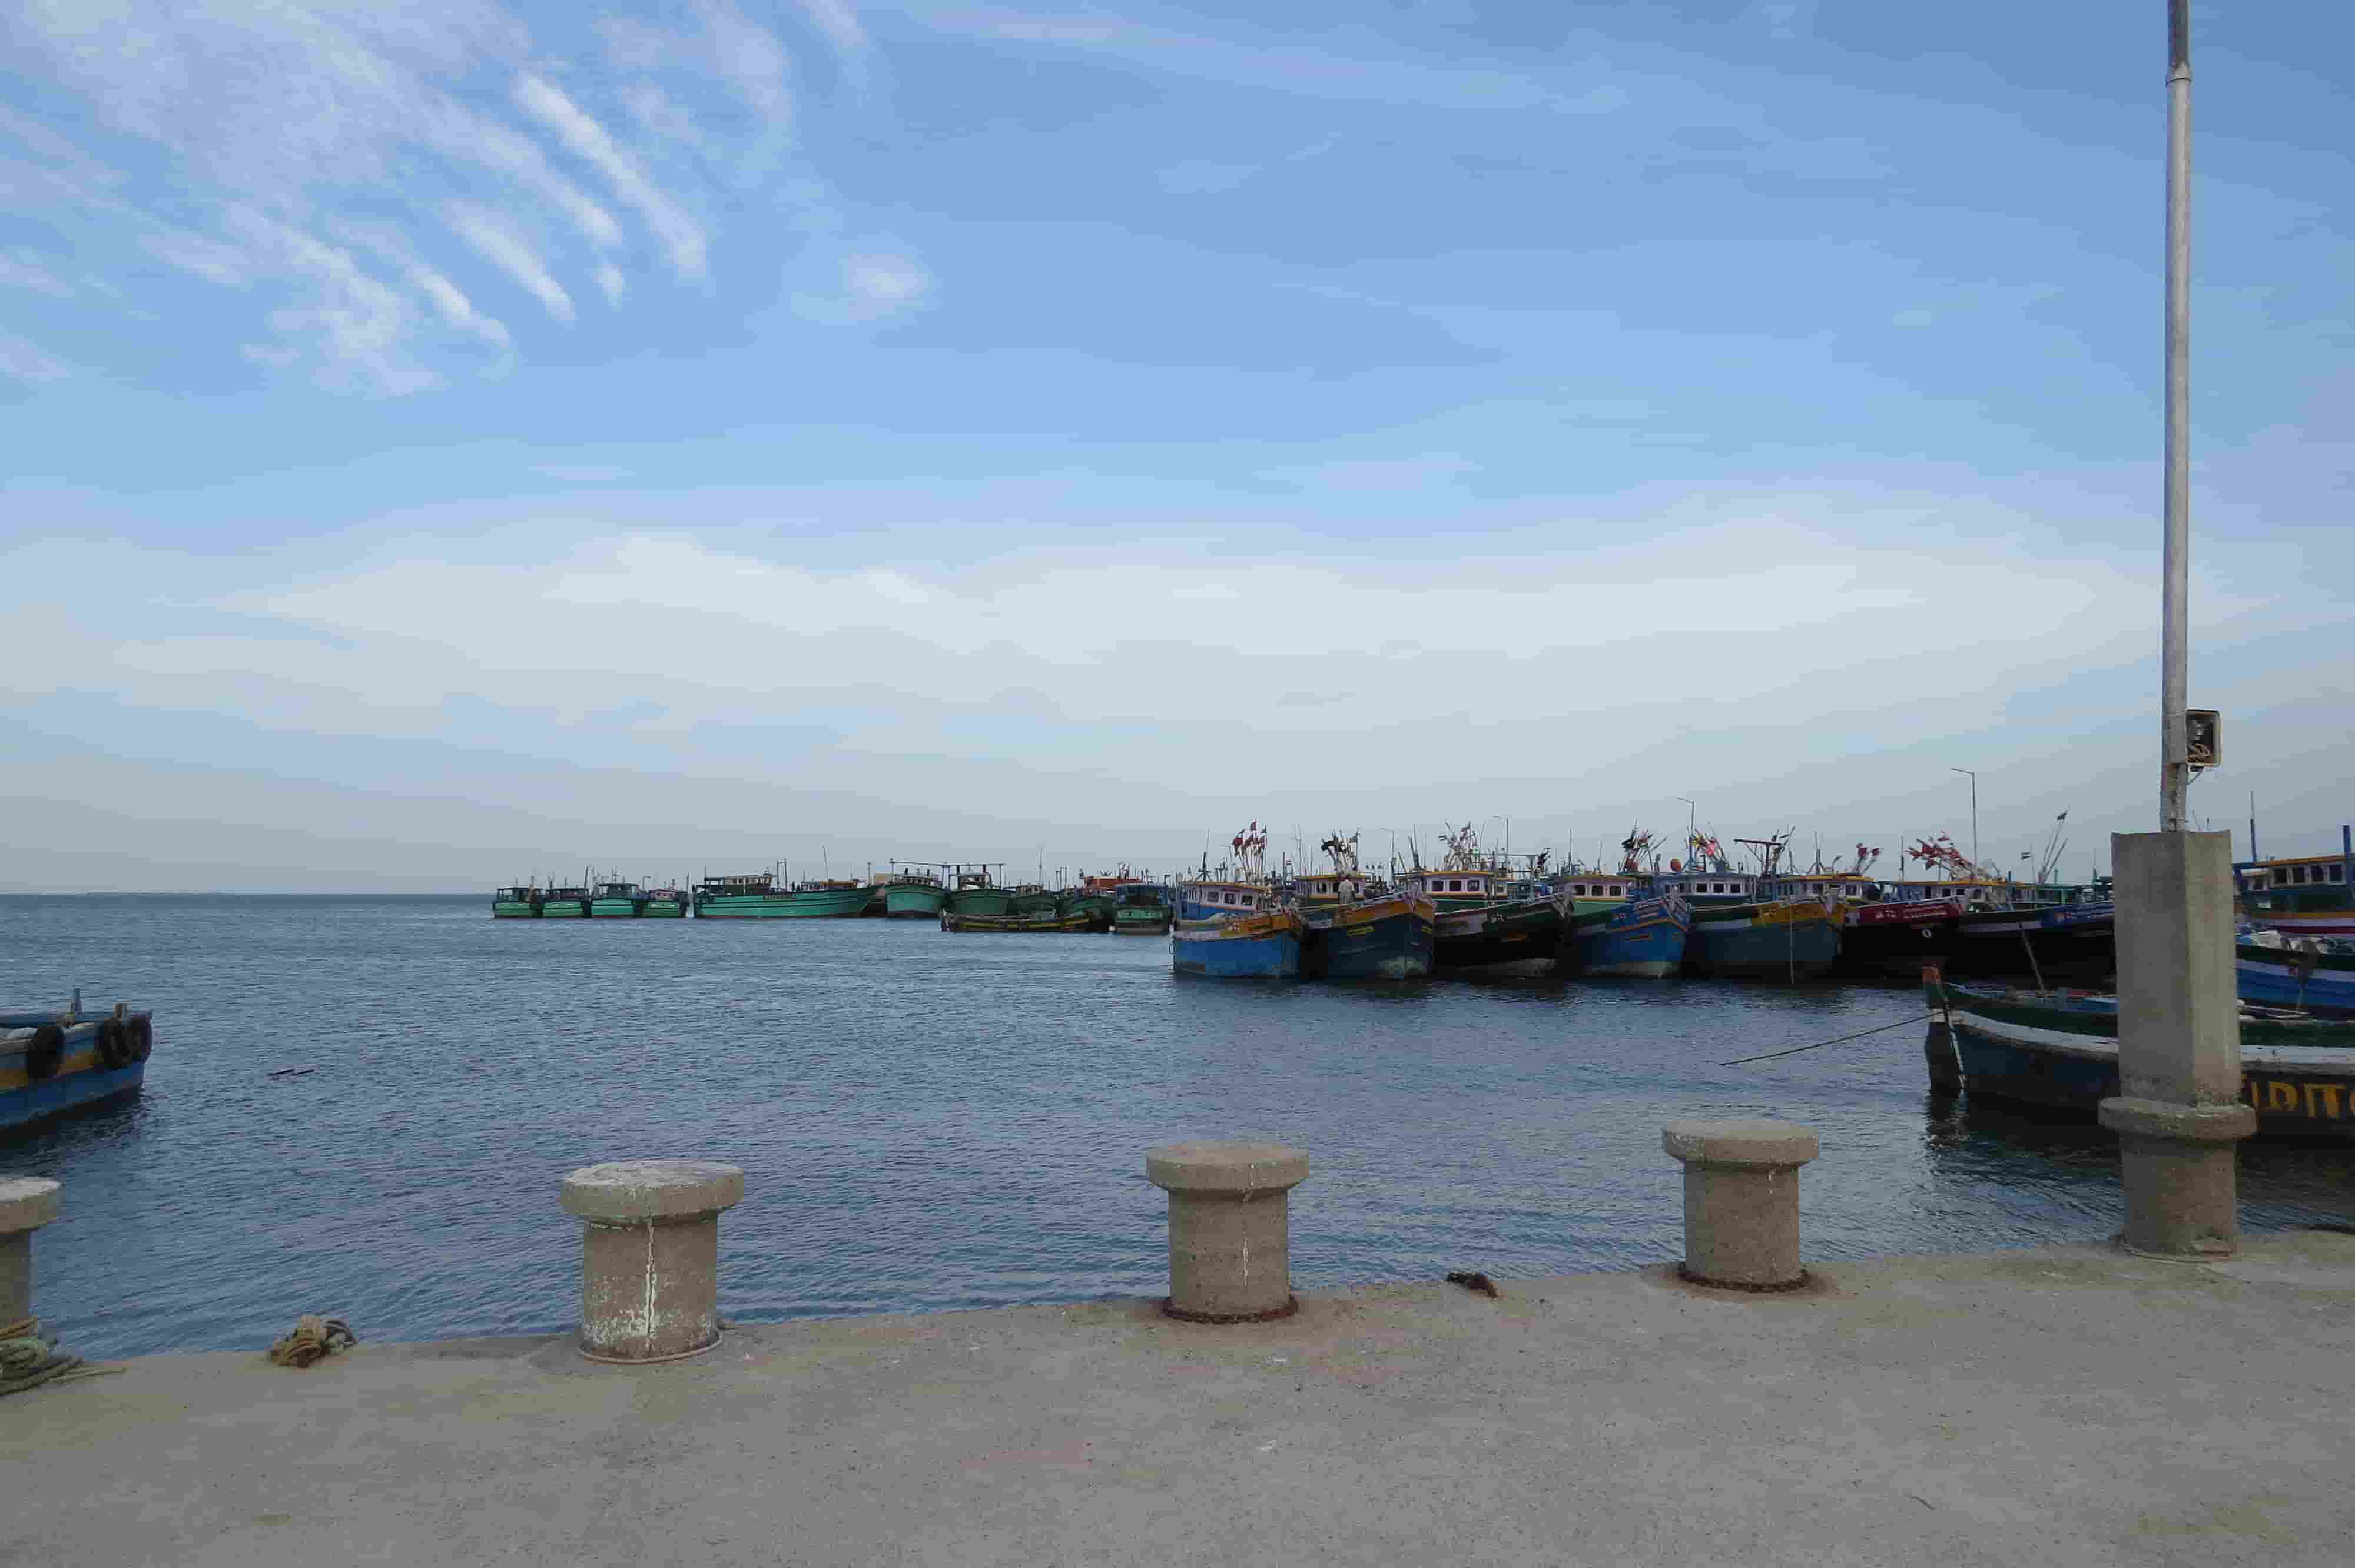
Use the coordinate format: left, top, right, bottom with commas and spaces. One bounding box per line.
445, 205, 575, 324
792, 0, 873, 85
0, 329, 71, 384
513, 74, 709, 281
795, 251, 931, 324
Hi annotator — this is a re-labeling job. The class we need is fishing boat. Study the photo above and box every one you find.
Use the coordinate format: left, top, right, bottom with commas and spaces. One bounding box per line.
1111, 883, 1174, 935
1925, 971, 2355, 1141
1056, 888, 1116, 931
1171, 908, 1304, 979
2237, 837, 2354, 939
490, 885, 542, 919
943, 868, 1014, 919
941, 908, 1098, 934
642, 885, 689, 918
880, 871, 948, 920
774, 880, 874, 917
1295, 832, 1435, 981
1431, 893, 1565, 978
589, 881, 646, 918
1685, 897, 1842, 980
2238, 930, 2355, 1018
539, 882, 592, 919
1563, 892, 1690, 978
3, 993, 154, 1134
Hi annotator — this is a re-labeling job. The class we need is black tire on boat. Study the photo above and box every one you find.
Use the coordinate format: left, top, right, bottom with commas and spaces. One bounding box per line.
94, 1016, 132, 1069
126, 1014, 154, 1062
24, 1024, 64, 1081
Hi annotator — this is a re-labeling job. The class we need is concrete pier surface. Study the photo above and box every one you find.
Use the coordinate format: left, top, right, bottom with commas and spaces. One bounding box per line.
6, 1234, 2355, 1567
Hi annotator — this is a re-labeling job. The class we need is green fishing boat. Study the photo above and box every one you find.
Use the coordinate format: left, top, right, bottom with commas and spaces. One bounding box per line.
776, 881, 874, 917
540, 883, 591, 918
1008, 885, 1059, 915
694, 873, 790, 918
589, 881, 646, 918
490, 885, 542, 919
1057, 890, 1116, 930
944, 868, 1014, 918
642, 885, 689, 918
1111, 885, 1173, 935
881, 873, 948, 919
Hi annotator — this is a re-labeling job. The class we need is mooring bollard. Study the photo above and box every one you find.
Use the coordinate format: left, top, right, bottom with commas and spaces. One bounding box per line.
559, 1160, 744, 1363
0, 1177, 60, 1327
1922, 966, 1963, 1095
1145, 1140, 1309, 1323
1663, 1121, 1819, 1290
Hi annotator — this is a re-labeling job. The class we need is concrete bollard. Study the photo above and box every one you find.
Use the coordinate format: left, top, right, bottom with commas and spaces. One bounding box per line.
1145, 1140, 1309, 1323
559, 1160, 744, 1363
0, 1177, 61, 1327
1663, 1120, 1819, 1290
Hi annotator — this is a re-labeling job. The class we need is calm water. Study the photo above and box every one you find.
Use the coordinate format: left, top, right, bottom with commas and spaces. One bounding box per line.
5, 895, 2350, 1358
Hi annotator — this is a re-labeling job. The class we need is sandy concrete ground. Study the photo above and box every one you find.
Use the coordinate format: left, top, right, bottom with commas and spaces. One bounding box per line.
5, 1233, 2354, 1567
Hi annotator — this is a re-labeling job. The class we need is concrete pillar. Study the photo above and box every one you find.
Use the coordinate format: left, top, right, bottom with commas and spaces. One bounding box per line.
559, 1160, 744, 1363
2101, 831, 2256, 1256
0, 1177, 61, 1328
1145, 1140, 1309, 1323
1663, 1121, 1818, 1290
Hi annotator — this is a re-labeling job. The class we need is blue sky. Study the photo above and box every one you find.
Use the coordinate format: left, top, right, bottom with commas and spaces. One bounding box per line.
2, 1, 2349, 890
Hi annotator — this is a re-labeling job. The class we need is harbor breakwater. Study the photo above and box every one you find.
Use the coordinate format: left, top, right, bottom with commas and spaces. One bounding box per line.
5, 894, 2353, 1358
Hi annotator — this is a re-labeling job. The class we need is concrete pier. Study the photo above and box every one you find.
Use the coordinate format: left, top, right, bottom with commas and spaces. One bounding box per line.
1663, 1119, 1818, 1290
2102, 831, 2254, 1255
6, 1234, 2355, 1566
1145, 1140, 1309, 1321
559, 1160, 743, 1362
0, 1176, 59, 1326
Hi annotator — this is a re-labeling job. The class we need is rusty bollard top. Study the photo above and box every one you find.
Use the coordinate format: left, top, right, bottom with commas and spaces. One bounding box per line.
560, 1160, 744, 1224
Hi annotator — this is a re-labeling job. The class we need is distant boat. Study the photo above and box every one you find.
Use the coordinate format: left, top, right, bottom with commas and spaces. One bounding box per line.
3, 995, 154, 1134
2237, 847, 2354, 939
1564, 892, 1690, 978
1111, 883, 1173, 935
490, 885, 542, 919
941, 909, 1098, 934
589, 881, 646, 918
880, 872, 947, 920
2238, 931, 2355, 1018
1431, 891, 1566, 978
944, 870, 1014, 919
1171, 908, 1303, 979
1926, 971, 2355, 1141
773, 881, 874, 918
694, 873, 788, 918
539, 883, 592, 919
1007, 885, 1060, 916
642, 885, 690, 918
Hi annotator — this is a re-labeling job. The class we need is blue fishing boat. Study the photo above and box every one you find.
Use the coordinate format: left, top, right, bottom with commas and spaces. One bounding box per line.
3, 994, 154, 1134
1925, 971, 2355, 1141
1564, 892, 1690, 978
1171, 909, 1303, 979
2238, 931, 2355, 1018
1302, 892, 1435, 982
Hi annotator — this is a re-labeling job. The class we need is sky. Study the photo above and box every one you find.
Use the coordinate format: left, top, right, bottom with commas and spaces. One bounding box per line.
1, 0, 2349, 892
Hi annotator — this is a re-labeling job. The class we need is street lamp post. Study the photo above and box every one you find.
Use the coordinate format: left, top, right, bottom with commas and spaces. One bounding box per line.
1676, 797, 1696, 865
1950, 769, 1978, 870
2160, 0, 2193, 831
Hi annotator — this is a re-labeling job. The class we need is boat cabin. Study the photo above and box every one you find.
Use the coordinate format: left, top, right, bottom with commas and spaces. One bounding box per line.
698, 873, 777, 895
595, 881, 642, 899
2238, 854, 2353, 918
1764, 873, 1872, 905
1180, 880, 1271, 920
1650, 870, 1754, 906
1397, 870, 1502, 910
1558, 876, 1640, 902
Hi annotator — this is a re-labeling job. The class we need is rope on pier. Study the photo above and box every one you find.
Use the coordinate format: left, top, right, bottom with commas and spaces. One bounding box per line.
0, 1318, 121, 1398
267, 1314, 357, 1368
1719, 1012, 1938, 1067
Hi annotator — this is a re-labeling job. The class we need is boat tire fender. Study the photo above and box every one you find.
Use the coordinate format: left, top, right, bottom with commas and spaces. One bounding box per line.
94, 1016, 133, 1069
24, 1024, 65, 1081
126, 1015, 154, 1062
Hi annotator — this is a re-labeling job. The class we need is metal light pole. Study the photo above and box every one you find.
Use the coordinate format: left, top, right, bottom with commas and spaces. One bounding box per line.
1676, 798, 1696, 863
2159, 0, 2193, 831
1951, 769, 1978, 869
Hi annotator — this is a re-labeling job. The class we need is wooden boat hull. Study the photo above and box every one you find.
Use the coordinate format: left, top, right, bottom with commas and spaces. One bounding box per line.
882, 885, 946, 919
2237, 941, 2355, 1018
2, 1011, 154, 1134
1565, 896, 1689, 979
539, 899, 589, 918
642, 898, 687, 918
1172, 911, 1302, 979
589, 898, 644, 918
940, 910, 1097, 934
1837, 899, 1965, 978
1305, 895, 1435, 982
1946, 903, 2115, 986
1928, 978, 2355, 1141
697, 887, 871, 918
944, 889, 1014, 918
1434, 895, 1564, 978
1685, 901, 1840, 980
490, 900, 540, 919
1112, 907, 1172, 935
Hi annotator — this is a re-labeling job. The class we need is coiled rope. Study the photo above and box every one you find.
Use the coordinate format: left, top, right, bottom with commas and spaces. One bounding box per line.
267, 1314, 357, 1368
0, 1318, 121, 1397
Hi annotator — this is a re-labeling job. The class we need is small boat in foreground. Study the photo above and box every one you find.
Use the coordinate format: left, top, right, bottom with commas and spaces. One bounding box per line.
4, 994, 155, 1134
1925, 971, 2355, 1140
2238, 930, 2355, 1018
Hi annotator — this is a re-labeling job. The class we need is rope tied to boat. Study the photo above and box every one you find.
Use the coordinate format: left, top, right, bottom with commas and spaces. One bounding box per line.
0, 1317, 122, 1398
1719, 1012, 1939, 1067
267, 1314, 359, 1368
